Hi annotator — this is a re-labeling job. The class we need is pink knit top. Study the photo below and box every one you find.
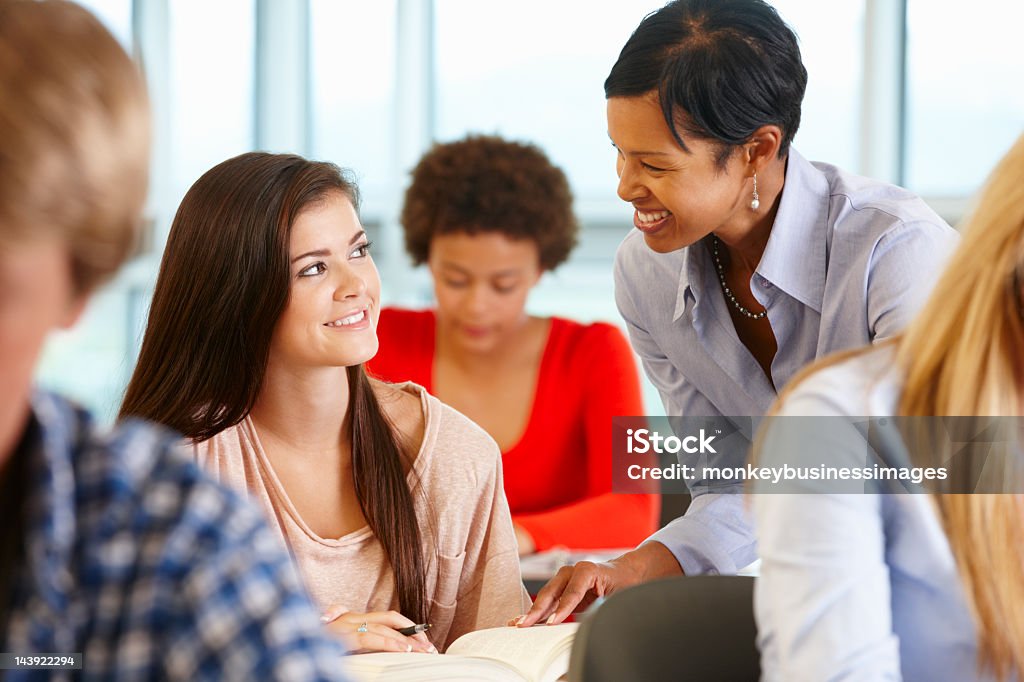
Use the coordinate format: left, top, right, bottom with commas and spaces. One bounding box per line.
192, 382, 530, 650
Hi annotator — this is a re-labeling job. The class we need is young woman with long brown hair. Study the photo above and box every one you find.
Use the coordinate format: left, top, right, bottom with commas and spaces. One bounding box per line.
754, 133, 1024, 680
120, 152, 529, 653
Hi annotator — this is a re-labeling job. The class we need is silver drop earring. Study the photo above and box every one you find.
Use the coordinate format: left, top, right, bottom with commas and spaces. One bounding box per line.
750, 173, 760, 211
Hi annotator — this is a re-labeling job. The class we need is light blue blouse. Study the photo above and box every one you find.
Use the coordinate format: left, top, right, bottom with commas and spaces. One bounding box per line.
754, 346, 985, 681
613, 148, 959, 575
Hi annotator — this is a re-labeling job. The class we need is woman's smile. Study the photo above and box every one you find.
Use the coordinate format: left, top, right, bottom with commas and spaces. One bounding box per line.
323, 307, 371, 330
633, 208, 674, 234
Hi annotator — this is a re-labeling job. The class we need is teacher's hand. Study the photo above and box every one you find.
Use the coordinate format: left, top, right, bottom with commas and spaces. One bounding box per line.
321, 607, 435, 654
513, 542, 683, 626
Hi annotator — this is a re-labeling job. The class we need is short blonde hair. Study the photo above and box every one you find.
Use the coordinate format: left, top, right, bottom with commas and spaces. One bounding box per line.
0, 0, 150, 293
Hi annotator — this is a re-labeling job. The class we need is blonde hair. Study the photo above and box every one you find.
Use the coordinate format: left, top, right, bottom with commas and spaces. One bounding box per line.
894, 132, 1024, 680
0, 0, 150, 293
761, 133, 1024, 679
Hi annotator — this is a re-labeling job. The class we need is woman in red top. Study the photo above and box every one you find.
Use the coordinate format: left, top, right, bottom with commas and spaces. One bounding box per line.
368, 135, 659, 554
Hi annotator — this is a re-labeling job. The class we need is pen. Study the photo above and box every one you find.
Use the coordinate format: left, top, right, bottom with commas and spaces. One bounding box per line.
397, 623, 431, 636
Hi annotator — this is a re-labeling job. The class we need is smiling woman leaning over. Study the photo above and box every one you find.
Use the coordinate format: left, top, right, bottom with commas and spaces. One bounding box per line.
119, 152, 529, 653
521, 0, 960, 628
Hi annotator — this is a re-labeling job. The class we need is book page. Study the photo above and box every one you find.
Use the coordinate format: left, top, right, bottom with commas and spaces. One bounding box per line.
344, 652, 526, 682
445, 624, 579, 682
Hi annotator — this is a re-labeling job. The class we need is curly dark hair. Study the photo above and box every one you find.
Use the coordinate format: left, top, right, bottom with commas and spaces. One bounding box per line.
401, 135, 578, 270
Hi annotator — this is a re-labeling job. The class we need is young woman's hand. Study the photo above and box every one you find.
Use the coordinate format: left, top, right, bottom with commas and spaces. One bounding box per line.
320, 607, 436, 654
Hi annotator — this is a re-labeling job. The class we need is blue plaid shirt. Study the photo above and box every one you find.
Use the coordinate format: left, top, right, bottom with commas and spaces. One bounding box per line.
2, 392, 349, 681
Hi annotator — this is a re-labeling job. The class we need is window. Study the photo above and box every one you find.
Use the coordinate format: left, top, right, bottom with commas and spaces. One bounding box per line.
79, 0, 132, 47
434, 0, 652, 211
905, 0, 1024, 196
170, 0, 256, 199
310, 0, 397, 213
772, 0, 864, 172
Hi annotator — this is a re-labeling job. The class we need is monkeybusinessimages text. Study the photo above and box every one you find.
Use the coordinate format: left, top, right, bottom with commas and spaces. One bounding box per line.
624, 428, 948, 485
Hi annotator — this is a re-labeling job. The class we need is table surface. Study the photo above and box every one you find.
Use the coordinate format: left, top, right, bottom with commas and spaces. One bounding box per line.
520, 548, 633, 594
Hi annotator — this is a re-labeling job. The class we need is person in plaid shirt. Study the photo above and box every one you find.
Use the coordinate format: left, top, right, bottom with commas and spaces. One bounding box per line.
0, 1, 349, 679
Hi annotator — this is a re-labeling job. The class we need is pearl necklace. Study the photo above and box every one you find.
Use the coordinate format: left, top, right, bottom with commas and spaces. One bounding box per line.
710, 235, 768, 320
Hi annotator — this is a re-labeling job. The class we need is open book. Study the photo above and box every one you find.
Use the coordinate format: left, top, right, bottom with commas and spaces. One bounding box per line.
344, 623, 579, 682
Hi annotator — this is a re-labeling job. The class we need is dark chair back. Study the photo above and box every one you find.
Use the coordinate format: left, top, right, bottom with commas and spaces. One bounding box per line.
568, 575, 759, 682
658, 491, 691, 527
